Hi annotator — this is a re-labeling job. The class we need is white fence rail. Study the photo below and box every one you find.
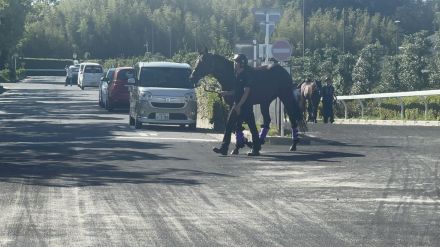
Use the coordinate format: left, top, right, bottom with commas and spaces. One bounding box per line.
336, 89, 440, 120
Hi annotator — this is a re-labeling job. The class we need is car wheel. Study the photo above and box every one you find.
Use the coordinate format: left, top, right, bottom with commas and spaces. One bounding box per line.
99, 91, 103, 107
188, 123, 196, 130
134, 117, 142, 129
106, 97, 113, 111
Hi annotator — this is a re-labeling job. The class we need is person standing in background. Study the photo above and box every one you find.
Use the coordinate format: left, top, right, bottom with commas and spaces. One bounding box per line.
321, 77, 337, 123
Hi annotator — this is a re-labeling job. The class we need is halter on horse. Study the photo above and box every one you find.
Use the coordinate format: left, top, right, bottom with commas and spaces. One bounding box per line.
189, 50, 306, 152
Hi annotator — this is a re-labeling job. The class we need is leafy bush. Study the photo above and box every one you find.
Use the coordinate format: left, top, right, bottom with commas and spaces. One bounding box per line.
0, 69, 10, 82
335, 96, 440, 121
196, 79, 228, 131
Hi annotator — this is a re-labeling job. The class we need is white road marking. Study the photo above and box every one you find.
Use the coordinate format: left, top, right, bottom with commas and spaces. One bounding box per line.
139, 132, 158, 137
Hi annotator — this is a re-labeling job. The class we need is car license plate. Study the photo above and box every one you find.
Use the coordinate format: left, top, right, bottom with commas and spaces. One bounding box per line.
156, 113, 169, 121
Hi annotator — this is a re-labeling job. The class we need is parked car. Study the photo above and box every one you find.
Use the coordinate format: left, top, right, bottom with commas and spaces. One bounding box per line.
104, 67, 134, 111
78, 62, 103, 90
128, 62, 197, 129
99, 68, 116, 108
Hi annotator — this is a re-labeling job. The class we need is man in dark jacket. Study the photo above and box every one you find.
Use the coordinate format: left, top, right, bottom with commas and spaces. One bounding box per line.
321, 77, 337, 123
213, 54, 261, 156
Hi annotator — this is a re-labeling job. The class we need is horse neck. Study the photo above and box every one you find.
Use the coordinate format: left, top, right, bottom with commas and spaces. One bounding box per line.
210, 55, 234, 91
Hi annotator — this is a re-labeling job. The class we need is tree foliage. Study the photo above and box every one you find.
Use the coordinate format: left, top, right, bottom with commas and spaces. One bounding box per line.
1, 0, 440, 94
0, 0, 29, 65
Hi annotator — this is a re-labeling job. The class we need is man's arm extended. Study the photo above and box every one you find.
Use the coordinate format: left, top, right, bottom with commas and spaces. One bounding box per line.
233, 87, 250, 115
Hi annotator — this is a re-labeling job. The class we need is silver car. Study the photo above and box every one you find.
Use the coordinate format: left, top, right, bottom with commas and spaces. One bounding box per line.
128, 62, 197, 129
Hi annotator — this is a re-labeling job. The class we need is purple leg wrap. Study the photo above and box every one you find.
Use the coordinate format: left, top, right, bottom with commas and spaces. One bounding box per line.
236, 130, 245, 145
292, 128, 299, 141
259, 127, 269, 142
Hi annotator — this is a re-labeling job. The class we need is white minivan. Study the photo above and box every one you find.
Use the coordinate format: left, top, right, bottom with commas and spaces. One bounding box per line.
78, 62, 103, 90
128, 62, 197, 129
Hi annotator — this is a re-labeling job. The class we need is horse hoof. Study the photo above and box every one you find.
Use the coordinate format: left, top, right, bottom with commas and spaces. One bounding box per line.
289, 145, 297, 151
290, 139, 299, 151
245, 141, 253, 148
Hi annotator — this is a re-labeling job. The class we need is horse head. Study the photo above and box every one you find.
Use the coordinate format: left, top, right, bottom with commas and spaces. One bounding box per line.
189, 48, 234, 91
189, 48, 214, 86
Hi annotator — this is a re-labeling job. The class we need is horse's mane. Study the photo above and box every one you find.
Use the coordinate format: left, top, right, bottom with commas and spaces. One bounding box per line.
252, 63, 280, 71
206, 53, 234, 90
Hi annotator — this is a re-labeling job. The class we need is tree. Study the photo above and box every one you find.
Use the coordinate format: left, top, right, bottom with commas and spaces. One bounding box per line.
398, 31, 431, 91
378, 55, 400, 93
351, 42, 384, 94
0, 0, 29, 65
334, 53, 356, 95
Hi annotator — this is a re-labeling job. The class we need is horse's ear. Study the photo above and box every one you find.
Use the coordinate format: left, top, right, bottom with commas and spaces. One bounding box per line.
199, 47, 208, 55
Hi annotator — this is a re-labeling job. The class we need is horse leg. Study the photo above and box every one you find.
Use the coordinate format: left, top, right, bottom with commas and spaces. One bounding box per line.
307, 98, 314, 122
231, 122, 247, 155
279, 90, 303, 152
308, 98, 316, 123
259, 103, 271, 144
312, 101, 318, 123
300, 97, 307, 123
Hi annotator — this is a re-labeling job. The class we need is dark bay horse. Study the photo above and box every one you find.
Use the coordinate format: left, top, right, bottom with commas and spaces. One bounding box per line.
189, 51, 306, 152
299, 80, 322, 123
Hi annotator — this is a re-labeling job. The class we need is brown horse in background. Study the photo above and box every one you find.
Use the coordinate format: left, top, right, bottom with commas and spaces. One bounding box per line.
299, 79, 322, 123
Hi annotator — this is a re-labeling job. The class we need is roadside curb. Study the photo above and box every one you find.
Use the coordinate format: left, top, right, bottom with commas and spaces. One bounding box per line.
334, 119, 440, 127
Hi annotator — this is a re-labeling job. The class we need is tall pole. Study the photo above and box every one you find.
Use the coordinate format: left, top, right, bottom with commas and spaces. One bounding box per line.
169, 28, 172, 57
395, 20, 400, 55
342, 8, 345, 53
144, 40, 149, 53
303, 0, 306, 59
232, 0, 237, 43
193, 21, 198, 52
151, 26, 155, 54
253, 39, 257, 67
265, 12, 270, 64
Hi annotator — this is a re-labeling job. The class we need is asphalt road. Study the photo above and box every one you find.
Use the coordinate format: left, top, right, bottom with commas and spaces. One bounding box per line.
0, 77, 439, 247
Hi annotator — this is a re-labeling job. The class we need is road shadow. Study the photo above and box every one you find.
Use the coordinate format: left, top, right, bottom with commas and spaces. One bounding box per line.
0, 85, 234, 187
306, 136, 398, 149
0, 163, 235, 187
258, 150, 365, 163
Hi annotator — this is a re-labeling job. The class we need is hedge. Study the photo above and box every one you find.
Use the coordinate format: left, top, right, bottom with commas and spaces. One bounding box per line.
333, 95, 440, 121
22, 57, 73, 69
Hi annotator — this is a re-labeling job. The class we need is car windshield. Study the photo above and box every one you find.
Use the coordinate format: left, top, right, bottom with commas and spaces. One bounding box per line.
139, 67, 192, 88
117, 69, 134, 81
107, 70, 115, 81
84, 65, 103, 73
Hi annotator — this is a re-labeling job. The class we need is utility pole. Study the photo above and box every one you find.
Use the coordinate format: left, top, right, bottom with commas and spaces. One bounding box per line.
342, 8, 345, 53
192, 20, 198, 52
303, 0, 306, 59
169, 27, 172, 57
395, 20, 400, 55
144, 40, 149, 53
151, 26, 155, 54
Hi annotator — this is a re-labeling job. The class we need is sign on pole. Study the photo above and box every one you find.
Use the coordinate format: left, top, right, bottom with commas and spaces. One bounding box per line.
271, 40, 292, 62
